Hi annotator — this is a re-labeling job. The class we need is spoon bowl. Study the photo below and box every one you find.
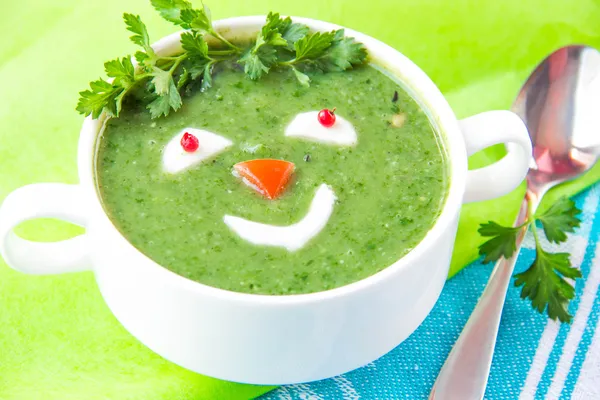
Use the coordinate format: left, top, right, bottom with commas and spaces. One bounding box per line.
513, 46, 600, 195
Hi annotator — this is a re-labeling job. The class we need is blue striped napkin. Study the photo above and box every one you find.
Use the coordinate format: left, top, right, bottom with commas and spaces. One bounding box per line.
261, 184, 600, 399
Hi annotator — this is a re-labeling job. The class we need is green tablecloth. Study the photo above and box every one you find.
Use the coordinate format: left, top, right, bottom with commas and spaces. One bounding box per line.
1, 0, 600, 398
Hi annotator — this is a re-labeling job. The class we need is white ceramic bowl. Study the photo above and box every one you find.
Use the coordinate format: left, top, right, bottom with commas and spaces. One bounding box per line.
0, 17, 532, 385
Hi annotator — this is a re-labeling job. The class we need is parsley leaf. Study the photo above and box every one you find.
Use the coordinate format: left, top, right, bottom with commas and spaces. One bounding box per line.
293, 31, 336, 61
239, 46, 278, 80
78, 56, 139, 119
150, 0, 212, 33
150, 0, 192, 25
123, 13, 157, 71
76, 79, 124, 119
200, 62, 214, 90
256, 13, 309, 50
239, 13, 289, 80
78, 3, 368, 119
280, 29, 367, 84
123, 13, 153, 53
180, 6, 212, 33
187, 61, 211, 81
315, 30, 368, 72
283, 23, 310, 49
237, 14, 366, 85
265, 13, 291, 33
477, 194, 583, 323
180, 31, 209, 60
478, 221, 521, 263
536, 197, 581, 243
134, 51, 150, 66
181, 31, 214, 83
147, 76, 182, 118
261, 13, 290, 50
104, 57, 135, 88
151, 68, 174, 95
177, 68, 191, 89
259, 12, 291, 47
150, 0, 229, 51
514, 248, 580, 323
291, 66, 310, 87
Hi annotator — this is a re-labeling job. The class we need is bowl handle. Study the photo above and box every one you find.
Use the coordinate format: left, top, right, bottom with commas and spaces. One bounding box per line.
0, 183, 90, 274
459, 110, 532, 203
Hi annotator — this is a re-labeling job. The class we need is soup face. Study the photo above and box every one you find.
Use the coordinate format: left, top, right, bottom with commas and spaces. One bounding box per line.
96, 64, 449, 295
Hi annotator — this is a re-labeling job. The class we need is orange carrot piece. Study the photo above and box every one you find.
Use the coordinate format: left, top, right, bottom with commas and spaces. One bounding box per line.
233, 159, 295, 200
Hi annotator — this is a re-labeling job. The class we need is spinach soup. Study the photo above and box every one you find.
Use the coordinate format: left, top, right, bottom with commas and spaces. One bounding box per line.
96, 65, 449, 295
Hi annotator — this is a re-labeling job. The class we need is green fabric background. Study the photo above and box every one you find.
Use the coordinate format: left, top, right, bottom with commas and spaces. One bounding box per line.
1, 1, 600, 399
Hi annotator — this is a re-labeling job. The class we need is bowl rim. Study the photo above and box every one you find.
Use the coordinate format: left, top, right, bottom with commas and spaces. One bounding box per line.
78, 15, 467, 306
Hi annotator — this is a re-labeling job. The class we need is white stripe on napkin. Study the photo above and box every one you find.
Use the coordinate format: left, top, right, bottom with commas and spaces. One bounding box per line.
519, 321, 561, 400
520, 189, 599, 399
546, 241, 600, 399
519, 236, 588, 400
571, 317, 600, 399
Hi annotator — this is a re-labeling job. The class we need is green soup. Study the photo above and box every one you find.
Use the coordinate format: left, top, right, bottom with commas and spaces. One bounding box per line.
96, 64, 449, 295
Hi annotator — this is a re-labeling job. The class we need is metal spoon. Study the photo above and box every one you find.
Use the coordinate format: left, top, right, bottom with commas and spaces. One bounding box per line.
429, 45, 600, 400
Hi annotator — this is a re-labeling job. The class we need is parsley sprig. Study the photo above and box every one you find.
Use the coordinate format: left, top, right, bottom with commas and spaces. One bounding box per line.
478, 197, 582, 323
77, 1, 367, 119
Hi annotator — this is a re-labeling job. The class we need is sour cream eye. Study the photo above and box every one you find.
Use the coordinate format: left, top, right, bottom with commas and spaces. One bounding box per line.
162, 128, 233, 174
285, 111, 357, 146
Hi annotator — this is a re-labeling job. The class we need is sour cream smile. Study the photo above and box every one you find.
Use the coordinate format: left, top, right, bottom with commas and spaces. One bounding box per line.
223, 184, 336, 251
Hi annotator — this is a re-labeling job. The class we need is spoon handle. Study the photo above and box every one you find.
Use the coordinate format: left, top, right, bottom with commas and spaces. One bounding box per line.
429, 198, 531, 400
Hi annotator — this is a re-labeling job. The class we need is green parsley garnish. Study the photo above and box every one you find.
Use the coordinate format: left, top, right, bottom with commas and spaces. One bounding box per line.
478, 197, 582, 323
77, 0, 367, 119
